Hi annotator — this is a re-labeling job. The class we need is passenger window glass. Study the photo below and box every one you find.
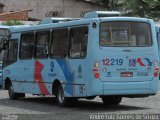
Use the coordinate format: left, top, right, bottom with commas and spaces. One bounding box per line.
69, 26, 88, 58
3, 40, 18, 68
8, 41, 18, 60
35, 31, 49, 58
20, 32, 34, 59
100, 22, 152, 47
51, 28, 68, 58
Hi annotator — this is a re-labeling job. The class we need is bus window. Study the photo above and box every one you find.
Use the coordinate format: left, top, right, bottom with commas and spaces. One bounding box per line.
35, 31, 49, 59
69, 26, 88, 58
51, 28, 68, 58
19, 32, 34, 59
0, 28, 10, 37
100, 22, 152, 47
3, 40, 18, 67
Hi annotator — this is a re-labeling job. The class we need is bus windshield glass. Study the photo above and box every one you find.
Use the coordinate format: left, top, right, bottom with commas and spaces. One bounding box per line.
100, 22, 152, 47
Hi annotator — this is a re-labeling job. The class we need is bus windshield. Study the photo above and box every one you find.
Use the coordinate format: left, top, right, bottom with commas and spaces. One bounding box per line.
100, 22, 152, 47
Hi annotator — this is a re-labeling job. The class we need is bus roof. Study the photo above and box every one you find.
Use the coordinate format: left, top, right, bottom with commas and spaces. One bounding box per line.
0, 26, 10, 29
0, 25, 31, 30
9, 17, 152, 34
40, 11, 121, 24
40, 17, 80, 24
0, 25, 32, 38
83, 11, 121, 19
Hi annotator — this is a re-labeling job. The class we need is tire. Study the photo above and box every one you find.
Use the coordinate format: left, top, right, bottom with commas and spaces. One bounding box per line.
102, 96, 122, 105
56, 85, 77, 107
8, 82, 25, 100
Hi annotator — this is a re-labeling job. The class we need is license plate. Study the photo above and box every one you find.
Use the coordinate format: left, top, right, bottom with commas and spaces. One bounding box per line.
120, 72, 133, 77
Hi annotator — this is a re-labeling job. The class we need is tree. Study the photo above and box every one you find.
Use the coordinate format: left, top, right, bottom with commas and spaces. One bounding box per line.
2, 20, 24, 26
123, 0, 149, 17
96, 0, 123, 11
144, 0, 160, 19
96, 0, 160, 20
123, 0, 160, 19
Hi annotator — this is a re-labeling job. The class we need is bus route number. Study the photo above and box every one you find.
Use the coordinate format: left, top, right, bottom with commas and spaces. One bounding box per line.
102, 58, 123, 66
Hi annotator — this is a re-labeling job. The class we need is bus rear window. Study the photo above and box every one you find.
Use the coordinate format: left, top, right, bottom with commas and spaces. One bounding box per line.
100, 22, 152, 47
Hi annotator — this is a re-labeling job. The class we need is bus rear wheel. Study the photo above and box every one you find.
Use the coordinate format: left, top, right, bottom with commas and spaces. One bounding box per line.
101, 96, 122, 105
8, 82, 25, 99
56, 85, 77, 106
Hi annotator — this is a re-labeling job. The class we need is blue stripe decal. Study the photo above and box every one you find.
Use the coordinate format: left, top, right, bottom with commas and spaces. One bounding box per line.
56, 59, 73, 96
144, 58, 152, 66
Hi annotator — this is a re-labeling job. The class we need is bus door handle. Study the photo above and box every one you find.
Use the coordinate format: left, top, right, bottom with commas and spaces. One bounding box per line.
123, 49, 132, 52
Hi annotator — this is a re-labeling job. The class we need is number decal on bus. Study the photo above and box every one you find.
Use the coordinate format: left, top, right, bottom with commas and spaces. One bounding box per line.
102, 58, 123, 66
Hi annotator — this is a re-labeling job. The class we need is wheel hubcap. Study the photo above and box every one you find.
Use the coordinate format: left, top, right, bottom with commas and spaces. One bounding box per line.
9, 85, 13, 96
58, 87, 64, 103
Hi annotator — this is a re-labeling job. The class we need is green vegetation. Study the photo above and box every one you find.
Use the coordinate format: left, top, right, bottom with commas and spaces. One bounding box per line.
123, 0, 160, 19
1, 20, 24, 26
96, 0, 160, 20
96, 0, 122, 11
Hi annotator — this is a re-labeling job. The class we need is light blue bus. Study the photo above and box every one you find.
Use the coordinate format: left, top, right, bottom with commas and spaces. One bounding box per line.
1, 13, 159, 106
0, 26, 11, 89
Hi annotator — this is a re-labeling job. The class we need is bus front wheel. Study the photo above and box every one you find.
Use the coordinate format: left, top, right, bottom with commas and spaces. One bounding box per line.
101, 96, 122, 105
56, 85, 77, 106
8, 82, 25, 99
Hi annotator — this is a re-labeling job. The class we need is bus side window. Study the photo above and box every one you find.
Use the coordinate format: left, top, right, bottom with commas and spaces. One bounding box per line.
51, 28, 68, 58
69, 26, 88, 58
19, 32, 34, 59
35, 31, 50, 59
3, 40, 18, 68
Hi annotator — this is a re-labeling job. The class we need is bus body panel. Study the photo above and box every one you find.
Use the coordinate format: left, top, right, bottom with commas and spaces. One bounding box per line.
90, 78, 158, 96
93, 48, 156, 82
3, 58, 88, 97
87, 19, 159, 96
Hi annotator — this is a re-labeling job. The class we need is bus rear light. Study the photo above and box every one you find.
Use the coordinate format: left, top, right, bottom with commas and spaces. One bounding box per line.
93, 68, 98, 72
154, 61, 158, 67
95, 73, 100, 78
154, 67, 159, 77
94, 62, 99, 68
155, 67, 159, 71
154, 73, 158, 77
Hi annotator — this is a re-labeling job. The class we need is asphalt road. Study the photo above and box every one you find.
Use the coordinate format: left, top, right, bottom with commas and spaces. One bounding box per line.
0, 90, 160, 120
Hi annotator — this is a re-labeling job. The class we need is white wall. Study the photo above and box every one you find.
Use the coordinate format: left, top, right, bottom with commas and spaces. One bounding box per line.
0, 0, 105, 19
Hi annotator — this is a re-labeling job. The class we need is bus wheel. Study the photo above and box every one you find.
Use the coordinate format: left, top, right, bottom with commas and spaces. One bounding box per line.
102, 96, 122, 105
56, 85, 77, 106
8, 82, 25, 99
